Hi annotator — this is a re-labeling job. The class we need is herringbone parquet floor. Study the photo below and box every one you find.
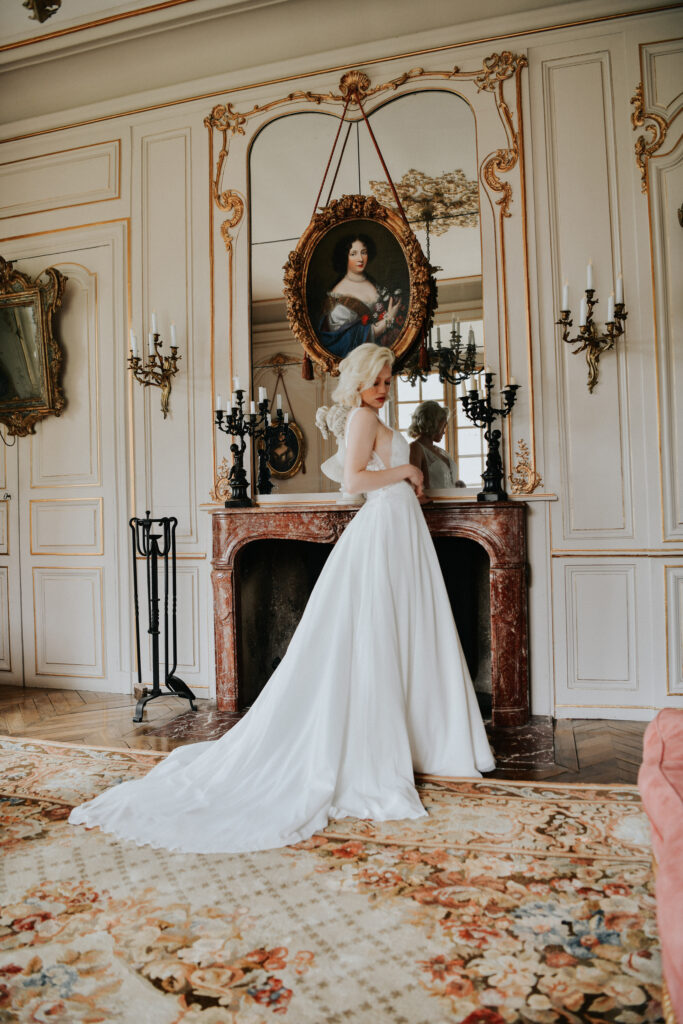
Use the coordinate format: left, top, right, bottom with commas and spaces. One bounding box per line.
0, 684, 648, 784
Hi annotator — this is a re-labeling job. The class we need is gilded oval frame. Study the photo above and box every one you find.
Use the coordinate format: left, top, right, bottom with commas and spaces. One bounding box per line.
283, 194, 433, 374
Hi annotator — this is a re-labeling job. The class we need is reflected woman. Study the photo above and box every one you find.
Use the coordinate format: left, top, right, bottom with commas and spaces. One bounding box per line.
408, 400, 466, 489
317, 234, 403, 358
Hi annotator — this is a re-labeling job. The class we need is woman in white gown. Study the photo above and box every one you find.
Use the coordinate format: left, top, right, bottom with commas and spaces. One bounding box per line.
69, 344, 494, 854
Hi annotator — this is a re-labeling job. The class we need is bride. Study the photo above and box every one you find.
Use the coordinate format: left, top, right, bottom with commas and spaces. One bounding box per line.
69, 343, 494, 854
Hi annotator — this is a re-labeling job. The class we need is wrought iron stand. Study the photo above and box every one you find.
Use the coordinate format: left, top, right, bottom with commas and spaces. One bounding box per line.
130, 513, 197, 722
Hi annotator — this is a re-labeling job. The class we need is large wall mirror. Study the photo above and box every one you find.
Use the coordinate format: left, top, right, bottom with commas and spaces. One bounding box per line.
249, 90, 486, 495
0, 257, 66, 437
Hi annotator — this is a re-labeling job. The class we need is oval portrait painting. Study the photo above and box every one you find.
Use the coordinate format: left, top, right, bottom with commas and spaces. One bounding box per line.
283, 195, 433, 374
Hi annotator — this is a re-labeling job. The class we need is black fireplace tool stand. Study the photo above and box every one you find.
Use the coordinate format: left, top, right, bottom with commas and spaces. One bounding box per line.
130, 513, 197, 722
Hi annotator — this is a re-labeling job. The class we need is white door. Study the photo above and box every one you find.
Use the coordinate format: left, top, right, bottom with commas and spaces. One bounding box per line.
4, 227, 132, 693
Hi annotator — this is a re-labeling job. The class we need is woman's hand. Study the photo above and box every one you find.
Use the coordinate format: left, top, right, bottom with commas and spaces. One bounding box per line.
387, 295, 402, 321
402, 462, 424, 498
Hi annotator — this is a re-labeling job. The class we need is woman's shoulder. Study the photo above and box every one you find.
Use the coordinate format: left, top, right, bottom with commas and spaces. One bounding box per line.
345, 405, 379, 438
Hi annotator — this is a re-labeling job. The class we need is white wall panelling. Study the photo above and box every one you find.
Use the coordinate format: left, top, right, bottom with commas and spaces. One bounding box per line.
33, 567, 104, 677
0, 140, 120, 220
30, 499, 103, 556
135, 126, 198, 546
0, 568, 10, 672
649, 133, 683, 541
0, 502, 8, 556
665, 565, 683, 696
540, 44, 633, 540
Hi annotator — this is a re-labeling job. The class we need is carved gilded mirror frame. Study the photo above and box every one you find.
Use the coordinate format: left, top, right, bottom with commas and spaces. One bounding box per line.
205, 52, 541, 494
0, 257, 67, 437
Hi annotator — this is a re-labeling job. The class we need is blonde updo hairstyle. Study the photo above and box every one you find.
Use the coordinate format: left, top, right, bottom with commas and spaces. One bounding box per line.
407, 399, 449, 439
316, 343, 394, 440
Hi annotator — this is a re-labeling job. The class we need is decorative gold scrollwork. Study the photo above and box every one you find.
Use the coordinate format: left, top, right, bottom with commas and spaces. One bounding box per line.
210, 457, 233, 503
509, 439, 542, 494
205, 55, 527, 230
630, 82, 669, 194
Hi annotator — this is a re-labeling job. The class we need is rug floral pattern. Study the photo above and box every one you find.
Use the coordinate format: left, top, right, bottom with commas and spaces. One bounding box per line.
0, 737, 663, 1023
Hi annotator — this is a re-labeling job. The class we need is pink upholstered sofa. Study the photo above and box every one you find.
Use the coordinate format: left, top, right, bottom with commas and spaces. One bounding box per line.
638, 709, 683, 1023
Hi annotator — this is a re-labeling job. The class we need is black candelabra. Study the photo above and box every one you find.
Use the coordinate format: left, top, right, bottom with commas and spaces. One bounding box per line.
130, 513, 197, 722
215, 389, 288, 506
400, 322, 478, 386
459, 371, 520, 502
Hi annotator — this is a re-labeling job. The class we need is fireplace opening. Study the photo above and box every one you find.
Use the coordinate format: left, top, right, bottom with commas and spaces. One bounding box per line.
235, 537, 491, 714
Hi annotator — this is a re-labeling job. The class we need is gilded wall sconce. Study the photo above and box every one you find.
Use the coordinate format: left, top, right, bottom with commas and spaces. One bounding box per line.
555, 263, 627, 393
128, 312, 181, 418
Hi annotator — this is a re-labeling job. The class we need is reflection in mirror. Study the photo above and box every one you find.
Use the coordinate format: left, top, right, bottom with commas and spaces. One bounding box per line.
250, 90, 484, 495
0, 257, 66, 437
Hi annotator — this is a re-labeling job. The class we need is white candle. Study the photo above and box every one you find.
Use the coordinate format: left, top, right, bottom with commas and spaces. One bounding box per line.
586, 261, 593, 290
579, 298, 587, 327
258, 386, 267, 402
562, 281, 569, 310
468, 327, 475, 344
170, 322, 177, 346
151, 310, 158, 334
616, 273, 624, 304
216, 393, 223, 411
231, 392, 237, 409
276, 393, 282, 410
460, 380, 468, 398
129, 329, 138, 357
233, 376, 241, 392
250, 400, 256, 414
148, 331, 154, 356
607, 292, 615, 322
451, 314, 456, 332
284, 412, 289, 424
485, 365, 492, 375
456, 321, 461, 336
509, 377, 517, 387
436, 326, 442, 344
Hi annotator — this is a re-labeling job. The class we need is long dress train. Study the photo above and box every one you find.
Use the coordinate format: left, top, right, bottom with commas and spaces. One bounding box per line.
69, 417, 495, 853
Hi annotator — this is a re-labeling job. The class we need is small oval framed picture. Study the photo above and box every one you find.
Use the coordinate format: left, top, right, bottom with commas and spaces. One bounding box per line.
283, 194, 433, 374
260, 420, 306, 479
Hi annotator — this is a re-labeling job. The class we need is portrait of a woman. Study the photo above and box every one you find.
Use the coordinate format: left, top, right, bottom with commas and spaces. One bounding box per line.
315, 232, 404, 358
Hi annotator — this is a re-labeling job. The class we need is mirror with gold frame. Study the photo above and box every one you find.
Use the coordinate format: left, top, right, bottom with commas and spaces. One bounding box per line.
0, 256, 67, 437
249, 90, 485, 494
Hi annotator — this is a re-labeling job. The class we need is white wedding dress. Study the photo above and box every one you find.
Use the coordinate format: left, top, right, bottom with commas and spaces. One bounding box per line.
70, 413, 495, 853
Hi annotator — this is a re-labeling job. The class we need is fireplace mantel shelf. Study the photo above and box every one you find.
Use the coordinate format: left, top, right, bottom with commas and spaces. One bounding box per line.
211, 501, 529, 728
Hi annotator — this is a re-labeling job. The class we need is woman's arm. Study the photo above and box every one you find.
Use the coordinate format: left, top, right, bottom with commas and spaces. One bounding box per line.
409, 440, 430, 489
344, 408, 424, 496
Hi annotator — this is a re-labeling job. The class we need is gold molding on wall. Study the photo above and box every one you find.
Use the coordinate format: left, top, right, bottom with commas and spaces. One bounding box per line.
630, 80, 672, 192
664, 564, 683, 695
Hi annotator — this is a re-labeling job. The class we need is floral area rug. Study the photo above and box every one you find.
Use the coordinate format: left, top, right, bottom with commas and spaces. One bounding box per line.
0, 736, 663, 1023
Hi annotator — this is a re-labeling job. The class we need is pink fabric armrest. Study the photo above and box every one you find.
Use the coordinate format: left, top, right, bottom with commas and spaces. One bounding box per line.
638, 709, 683, 1020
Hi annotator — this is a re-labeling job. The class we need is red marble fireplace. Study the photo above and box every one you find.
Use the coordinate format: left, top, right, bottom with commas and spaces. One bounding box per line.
211, 501, 529, 728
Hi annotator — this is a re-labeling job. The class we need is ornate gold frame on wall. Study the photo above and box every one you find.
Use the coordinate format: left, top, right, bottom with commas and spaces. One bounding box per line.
0, 257, 67, 437
205, 52, 539, 491
283, 194, 433, 374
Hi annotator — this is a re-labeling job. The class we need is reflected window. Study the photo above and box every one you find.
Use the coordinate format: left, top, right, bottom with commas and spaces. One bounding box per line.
393, 318, 485, 487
